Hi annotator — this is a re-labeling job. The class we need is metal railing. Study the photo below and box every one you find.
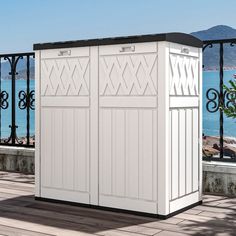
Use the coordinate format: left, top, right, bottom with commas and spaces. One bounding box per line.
0, 52, 35, 147
203, 39, 236, 162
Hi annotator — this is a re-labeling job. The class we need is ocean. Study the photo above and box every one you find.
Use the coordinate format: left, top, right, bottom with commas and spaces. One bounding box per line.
0, 70, 235, 139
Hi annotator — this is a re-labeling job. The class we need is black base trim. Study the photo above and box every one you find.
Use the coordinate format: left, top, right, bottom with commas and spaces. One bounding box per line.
159, 200, 202, 219
35, 197, 202, 219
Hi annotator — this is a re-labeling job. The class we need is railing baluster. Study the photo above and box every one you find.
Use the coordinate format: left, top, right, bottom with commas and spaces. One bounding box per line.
11, 56, 16, 145
0, 57, 1, 141
26, 55, 30, 146
219, 43, 224, 159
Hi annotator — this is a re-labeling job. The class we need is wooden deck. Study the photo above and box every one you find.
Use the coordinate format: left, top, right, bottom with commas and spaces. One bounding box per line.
0, 172, 235, 236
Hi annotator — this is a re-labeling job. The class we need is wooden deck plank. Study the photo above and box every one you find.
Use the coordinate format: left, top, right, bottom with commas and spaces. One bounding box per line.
155, 231, 189, 236
178, 220, 236, 236
0, 204, 133, 231
118, 226, 162, 235
0, 223, 55, 236
97, 229, 157, 236
0, 187, 33, 196
0, 181, 34, 191
0, 212, 104, 235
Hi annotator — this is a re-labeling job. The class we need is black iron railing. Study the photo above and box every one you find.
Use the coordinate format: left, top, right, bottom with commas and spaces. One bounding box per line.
203, 39, 236, 162
0, 52, 35, 147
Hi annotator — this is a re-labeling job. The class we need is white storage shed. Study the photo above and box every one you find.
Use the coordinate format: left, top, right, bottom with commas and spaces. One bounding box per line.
34, 33, 203, 218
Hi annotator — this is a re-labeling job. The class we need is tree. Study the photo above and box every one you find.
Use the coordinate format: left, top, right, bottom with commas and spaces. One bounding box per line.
223, 78, 236, 119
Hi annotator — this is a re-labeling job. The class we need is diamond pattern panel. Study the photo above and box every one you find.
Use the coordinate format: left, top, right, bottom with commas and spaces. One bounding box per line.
169, 54, 199, 96
99, 54, 157, 96
41, 57, 90, 96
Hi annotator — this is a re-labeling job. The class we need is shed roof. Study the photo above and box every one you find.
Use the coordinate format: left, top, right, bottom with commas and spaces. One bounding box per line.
33, 32, 202, 50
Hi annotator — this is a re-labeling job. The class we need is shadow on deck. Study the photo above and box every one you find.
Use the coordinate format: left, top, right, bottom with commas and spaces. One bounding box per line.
0, 171, 235, 235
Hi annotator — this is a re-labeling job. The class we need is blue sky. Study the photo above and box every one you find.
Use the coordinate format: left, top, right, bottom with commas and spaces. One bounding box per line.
0, 0, 236, 53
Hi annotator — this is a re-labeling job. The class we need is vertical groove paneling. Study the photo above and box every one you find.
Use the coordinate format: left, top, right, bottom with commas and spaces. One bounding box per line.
90, 46, 98, 204
171, 109, 179, 199
112, 109, 125, 197
51, 110, 55, 189
74, 109, 88, 192
52, 109, 63, 189
62, 109, 74, 190
138, 110, 143, 199
169, 111, 172, 201
192, 108, 199, 191
186, 109, 193, 194
100, 108, 157, 202
41, 108, 52, 187
152, 110, 157, 201
179, 109, 186, 197
86, 109, 90, 193
170, 107, 199, 199
124, 110, 127, 197
100, 109, 112, 195
139, 110, 153, 200
41, 108, 89, 195
111, 109, 113, 195
125, 110, 139, 199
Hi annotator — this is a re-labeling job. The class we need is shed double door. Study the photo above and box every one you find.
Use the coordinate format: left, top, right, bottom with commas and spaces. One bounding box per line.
39, 43, 158, 213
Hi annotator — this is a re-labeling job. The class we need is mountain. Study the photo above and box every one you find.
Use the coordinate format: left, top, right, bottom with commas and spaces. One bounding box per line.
4, 66, 35, 80
191, 25, 236, 41
1, 58, 35, 80
191, 25, 236, 68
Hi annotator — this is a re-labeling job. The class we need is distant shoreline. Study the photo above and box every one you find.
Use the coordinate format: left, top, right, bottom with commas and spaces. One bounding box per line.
204, 67, 236, 72
0, 78, 35, 81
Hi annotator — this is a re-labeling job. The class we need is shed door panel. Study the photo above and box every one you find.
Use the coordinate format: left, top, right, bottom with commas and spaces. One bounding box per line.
40, 48, 90, 204
168, 43, 200, 213
98, 43, 158, 213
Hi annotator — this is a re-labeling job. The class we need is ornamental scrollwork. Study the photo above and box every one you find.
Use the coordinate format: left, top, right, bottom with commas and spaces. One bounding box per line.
224, 90, 236, 109
0, 91, 9, 109
206, 88, 220, 113
18, 90, 35, 110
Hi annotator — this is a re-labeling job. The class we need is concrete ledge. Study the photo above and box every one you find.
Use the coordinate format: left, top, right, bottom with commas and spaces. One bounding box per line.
0, 146, 35, 174
203, 161, 236, 196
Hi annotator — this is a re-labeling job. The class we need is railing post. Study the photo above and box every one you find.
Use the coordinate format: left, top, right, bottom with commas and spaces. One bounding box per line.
0, 58, 1, 141
11, 56, 16, 145
26, 55, 30, 146
219, 43, 224, 159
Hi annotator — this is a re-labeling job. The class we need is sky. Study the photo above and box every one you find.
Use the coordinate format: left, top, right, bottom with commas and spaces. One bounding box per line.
0, 0, 236, 53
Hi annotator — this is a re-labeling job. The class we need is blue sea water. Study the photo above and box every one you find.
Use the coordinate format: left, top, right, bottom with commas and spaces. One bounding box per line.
0, 70, 235, 139
203, 70, 236, 138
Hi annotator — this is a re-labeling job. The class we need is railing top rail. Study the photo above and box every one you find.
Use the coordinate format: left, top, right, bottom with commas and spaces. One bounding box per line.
0, 52, 34, 58
203, 38, 236, 45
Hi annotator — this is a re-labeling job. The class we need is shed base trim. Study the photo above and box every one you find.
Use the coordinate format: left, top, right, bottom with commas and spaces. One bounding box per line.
35, 197, 202, 219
